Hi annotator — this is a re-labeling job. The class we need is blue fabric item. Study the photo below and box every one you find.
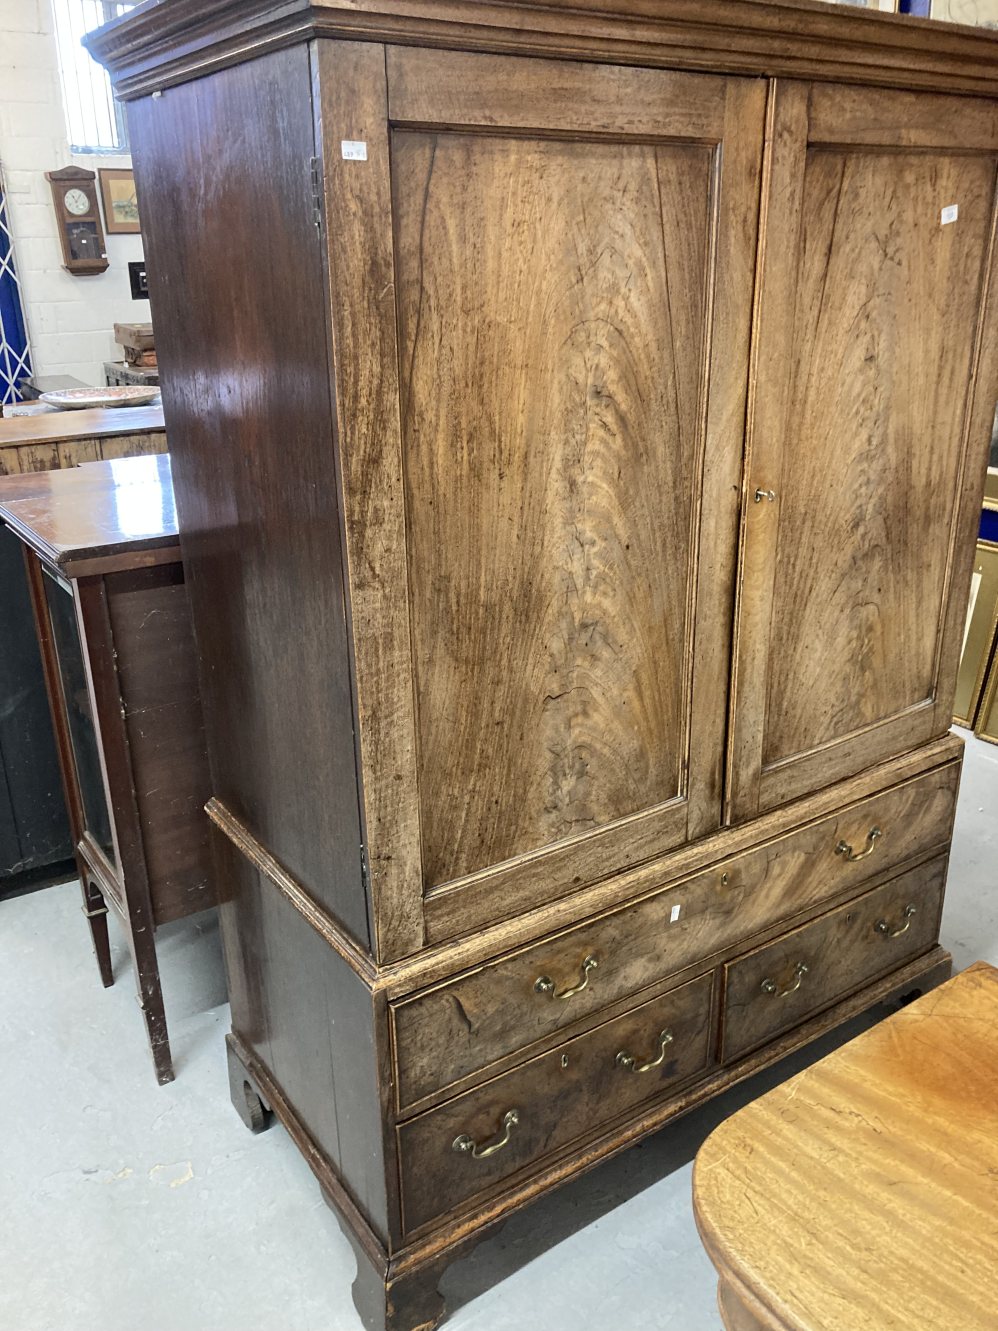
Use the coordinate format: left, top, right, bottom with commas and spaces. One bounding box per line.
899, 0, 932, 15
981, 506, 998, 545
0, 180, 33, 405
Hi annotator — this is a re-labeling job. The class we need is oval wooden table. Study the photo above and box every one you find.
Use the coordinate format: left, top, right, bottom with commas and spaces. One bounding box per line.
693, 961, 998, 1331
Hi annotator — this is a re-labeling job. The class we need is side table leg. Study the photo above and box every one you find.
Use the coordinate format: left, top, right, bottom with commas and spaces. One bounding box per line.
129, 920, 174, 1085
81, 875, 114, 988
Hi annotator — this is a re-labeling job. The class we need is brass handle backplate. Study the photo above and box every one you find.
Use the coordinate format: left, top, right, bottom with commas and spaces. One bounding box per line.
452, 1109, 519, 1160
535, 955, 598, 1001
616, 1029, 674, 1074
836, 826, 882, 862
761, 961, 808, 998
875, 903, 917, 939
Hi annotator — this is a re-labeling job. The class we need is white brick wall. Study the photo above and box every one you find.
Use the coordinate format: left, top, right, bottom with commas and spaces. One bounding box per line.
0, 0, 151, 387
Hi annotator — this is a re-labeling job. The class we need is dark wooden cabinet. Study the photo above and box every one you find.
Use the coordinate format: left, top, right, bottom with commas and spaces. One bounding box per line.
0, 456, 212, 1083
0, 406, 168, 892
90, 3, 998, 1327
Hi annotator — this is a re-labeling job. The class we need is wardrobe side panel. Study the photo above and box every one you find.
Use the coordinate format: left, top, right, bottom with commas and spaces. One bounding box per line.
128, 47, 369, 946
213, 829, 390, 1240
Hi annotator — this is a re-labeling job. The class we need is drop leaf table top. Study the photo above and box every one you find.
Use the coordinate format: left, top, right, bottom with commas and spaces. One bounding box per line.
693, 961, 998, 1331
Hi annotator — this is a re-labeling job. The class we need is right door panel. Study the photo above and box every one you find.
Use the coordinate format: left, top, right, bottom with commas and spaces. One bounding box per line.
728, 82, 998, 822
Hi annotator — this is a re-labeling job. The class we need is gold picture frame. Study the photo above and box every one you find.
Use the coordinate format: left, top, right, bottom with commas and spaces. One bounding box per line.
973, 475, 998, 742
98, 167, 140, 234
930, 1, 998, 24
977, 634, 998, 742
954, 538, 998, 726
978, 642, 998, 743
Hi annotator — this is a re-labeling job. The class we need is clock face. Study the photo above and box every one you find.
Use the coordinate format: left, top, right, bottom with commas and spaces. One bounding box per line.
64, 188, 90, 217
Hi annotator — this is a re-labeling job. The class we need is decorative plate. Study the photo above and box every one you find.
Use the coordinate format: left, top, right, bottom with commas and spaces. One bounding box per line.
39, 386, 161, 410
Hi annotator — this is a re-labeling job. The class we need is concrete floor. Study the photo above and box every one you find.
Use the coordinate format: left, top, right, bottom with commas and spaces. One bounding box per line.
2, 733, 996, 1331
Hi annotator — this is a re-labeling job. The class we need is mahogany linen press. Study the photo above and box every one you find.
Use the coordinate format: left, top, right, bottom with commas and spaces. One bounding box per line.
91, 2, 998, 1328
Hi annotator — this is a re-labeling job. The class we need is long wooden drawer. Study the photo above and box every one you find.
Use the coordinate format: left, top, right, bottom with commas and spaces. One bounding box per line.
397, 971, 714, 1236
720, 855, 947, 1063
392, 760, 959, 1109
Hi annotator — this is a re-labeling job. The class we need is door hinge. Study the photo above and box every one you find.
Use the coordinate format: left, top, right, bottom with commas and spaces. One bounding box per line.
360, 844, 371, 895
310, 156, 323, 233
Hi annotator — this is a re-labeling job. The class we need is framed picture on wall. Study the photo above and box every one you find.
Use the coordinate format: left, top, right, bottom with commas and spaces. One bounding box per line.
98, 168, 140, 234
931, 1, 998, 22
826, 1, 900, 9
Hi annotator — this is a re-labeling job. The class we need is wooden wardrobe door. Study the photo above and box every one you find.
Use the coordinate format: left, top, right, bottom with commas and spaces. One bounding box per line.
317, 43, 765, 956
728, 83, 998, 824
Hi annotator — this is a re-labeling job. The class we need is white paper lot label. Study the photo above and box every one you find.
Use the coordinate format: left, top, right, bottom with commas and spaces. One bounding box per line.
341, 140, 368, 161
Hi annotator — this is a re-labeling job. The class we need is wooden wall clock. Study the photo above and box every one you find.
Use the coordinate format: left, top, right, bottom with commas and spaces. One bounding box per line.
45, 166, 109, 275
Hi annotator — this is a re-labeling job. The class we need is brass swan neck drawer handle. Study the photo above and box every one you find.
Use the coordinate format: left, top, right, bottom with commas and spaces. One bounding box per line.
452, 1109, 519, 1160
535, 955, 598, 1000
615, 1029, 674, 1074
836, 826, 882, 862
875, 903, 917, 938
761, 961, 808, 998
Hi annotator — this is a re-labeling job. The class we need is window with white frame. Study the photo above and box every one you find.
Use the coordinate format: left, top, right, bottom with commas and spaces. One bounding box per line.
51, 1, 136, 153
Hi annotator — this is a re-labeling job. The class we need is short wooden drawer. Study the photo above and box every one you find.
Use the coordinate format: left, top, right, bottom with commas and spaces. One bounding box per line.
397, 971, 714, 1235
720, 855, 947, 1063
391, 760, 959, 1109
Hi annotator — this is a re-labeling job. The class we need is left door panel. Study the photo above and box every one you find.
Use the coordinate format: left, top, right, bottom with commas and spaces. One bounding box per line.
317, 42, 766, 957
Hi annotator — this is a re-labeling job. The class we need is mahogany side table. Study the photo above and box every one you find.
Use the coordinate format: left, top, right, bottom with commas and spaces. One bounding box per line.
0, 455, 212, 1083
